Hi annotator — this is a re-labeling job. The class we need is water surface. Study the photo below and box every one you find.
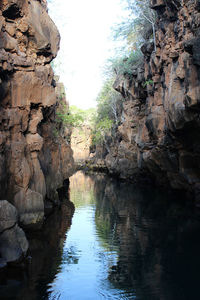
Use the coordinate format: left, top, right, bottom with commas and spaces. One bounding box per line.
1, 171, 200, 299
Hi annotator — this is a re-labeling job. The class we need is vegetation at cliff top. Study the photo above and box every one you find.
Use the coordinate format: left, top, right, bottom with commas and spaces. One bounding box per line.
106, 50, 143, 78
106, 0, 156, 78
91, 0, 155, 148
112, 0, 156, 51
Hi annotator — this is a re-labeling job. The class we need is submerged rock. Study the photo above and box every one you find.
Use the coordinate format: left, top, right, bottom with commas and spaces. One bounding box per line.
0, 200, 28, 265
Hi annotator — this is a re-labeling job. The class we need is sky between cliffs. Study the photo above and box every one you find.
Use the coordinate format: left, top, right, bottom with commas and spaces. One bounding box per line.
48, 0, 127, 109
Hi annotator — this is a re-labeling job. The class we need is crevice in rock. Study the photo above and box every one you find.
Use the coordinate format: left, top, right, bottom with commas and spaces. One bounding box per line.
2, 5, 21, 20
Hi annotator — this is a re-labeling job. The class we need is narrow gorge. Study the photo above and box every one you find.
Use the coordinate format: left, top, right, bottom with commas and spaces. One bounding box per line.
1, 0, 200, 299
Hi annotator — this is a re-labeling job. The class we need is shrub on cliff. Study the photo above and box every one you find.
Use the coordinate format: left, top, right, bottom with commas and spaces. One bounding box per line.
91, 78, 123, 149
106, 50, 143, 78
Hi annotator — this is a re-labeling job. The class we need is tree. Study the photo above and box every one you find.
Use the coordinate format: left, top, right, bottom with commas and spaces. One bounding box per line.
106, 50, 143, 78
91, 78, 123, 149
113, 0, 156, 52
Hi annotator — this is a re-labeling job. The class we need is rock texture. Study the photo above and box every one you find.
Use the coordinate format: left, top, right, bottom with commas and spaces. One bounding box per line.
0, 194, 74, 298
91, 0, 200, 200
0, 0, 74, 264
0, 200, 28, 266
71, 125, 92, 167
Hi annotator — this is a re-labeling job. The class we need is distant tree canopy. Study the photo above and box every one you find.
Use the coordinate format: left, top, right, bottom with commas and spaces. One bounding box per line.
56, 104, 95, 128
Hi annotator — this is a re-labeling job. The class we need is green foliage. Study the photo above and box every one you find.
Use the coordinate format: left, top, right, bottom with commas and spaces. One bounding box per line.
112, 0, 156, 51
90, 1, 157, 150
58, 85, 66, 100
78, 107, 96, 125
142, 79, 154, 87
56, 104, 84, 128
107, 50, 143, 77
92, 117, 113, 145
91, 79, 123, 147
104, 1, 156, 80
108, 0, 156, 78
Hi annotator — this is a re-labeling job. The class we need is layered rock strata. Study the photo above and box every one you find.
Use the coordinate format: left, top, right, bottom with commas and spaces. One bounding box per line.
0, 0, 74, 265
91, 0, 200, 200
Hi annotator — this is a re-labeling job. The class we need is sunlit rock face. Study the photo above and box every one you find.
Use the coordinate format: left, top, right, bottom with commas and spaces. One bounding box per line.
95, 1, 200, 200
71, 125, 92, 167
0, 0, 74, 234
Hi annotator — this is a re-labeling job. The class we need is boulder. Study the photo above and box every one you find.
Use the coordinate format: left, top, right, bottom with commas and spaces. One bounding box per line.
0, 200, 28, 265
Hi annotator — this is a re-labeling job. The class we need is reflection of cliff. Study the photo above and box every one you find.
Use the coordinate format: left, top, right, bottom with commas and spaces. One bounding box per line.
69, 171, 95, 207
0, 194, 74, 300
94, 177, 200, 300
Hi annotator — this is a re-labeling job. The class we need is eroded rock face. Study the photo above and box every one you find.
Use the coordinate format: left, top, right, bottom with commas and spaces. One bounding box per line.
71, 125, 92, 167
92, 1, 200, 199
139, 0, 200, 196
0, 200, 28, 265
0, 0, 74, 232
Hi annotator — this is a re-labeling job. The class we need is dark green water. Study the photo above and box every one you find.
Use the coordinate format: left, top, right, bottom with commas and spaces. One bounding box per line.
1, 171, 200, 299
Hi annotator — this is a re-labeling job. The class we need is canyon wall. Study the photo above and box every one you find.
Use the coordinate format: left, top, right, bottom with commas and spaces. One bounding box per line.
0, 0, 74, 266
71, 125, 92, 167
91, 0, 200, 200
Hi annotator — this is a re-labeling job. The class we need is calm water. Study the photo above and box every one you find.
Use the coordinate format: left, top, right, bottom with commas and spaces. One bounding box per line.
1, 171, 200, 299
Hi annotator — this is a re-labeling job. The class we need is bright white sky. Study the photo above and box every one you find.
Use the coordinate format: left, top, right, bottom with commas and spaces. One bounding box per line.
48, 0, 127, 109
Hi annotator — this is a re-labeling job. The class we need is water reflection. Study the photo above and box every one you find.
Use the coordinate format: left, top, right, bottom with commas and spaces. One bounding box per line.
48, 172, 121, 300
1, 171, 200, 299
94, 176, 200, 300
0, 189, 74, 300
49, 171, 200, 299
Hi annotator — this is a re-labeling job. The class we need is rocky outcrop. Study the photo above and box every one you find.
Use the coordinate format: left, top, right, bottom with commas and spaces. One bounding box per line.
71, 125, 92, 167
0, 200, 28, 267
0, 0, 74, 264
0, 193, 74, 298
91, 0, 200, 200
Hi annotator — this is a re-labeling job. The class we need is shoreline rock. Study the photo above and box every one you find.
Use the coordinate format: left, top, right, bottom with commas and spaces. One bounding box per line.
0, 0, 74, 265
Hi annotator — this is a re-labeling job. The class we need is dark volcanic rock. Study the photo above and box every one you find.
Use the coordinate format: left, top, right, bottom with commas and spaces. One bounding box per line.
0, 0, 74, 264
0, 200, 28, 265
90, 1, 200, 200
0, 0, 74, 226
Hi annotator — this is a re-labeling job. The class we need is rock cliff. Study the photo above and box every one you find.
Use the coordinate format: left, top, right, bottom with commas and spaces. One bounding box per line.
71, 125, 92, 167
0, 0, 74, 266
91, 0, 200, 200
